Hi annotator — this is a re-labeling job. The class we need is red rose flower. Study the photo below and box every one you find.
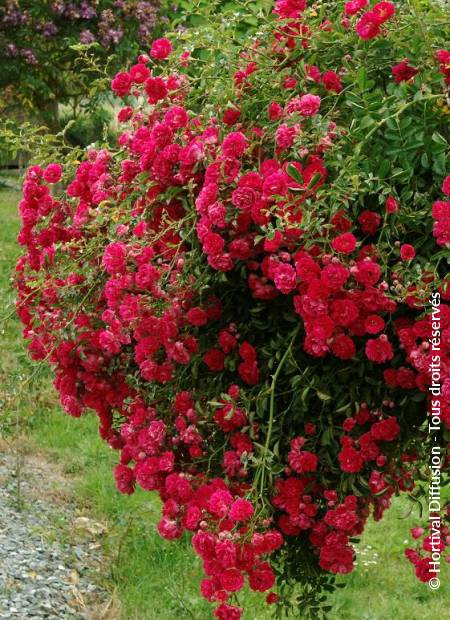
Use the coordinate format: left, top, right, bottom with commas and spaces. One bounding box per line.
214, 604, 243, 620
221, 568, 245, 592
203, 348, 226, 371
222, 132, 248, 158
145, 77, 168, 104
385, 196, 399, 213
442, 176, 450, 195
358, 210, 382, 236
400, 244, 415, 261
111, 71, 131, 97
331, 232, 357, 254
238, 361, 260, 385
43, 163, 62, 184
187, 307, 208, 327
370, 416, 400, 441
353, 260, 381, 286
331, 334, 356, 360
322, 70, 343, 93
223, 107, 241, 126
356, 12, 381, 40
203, 232, 225, 255
268, 101, 283, 120
345, 0, 368, 16
338, 446, 364, 472
114, 464, 135, 494
392, 60, 418, 83
372, 1, 396, 23
229, 498, 255, 522
129, 63, 151, 84
364, 315, 385, 334
365, 335, 394, 363
150, 38, 173, 60
248, 562, 276, 592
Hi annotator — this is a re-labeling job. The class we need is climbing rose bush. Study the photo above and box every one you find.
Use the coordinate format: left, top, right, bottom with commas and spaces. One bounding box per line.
15, 1, 450, 617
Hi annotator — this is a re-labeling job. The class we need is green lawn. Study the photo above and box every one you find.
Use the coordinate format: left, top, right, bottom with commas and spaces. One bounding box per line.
1, 187, 449, 619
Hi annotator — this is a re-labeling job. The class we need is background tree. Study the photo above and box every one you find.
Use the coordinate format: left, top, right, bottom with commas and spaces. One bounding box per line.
0, 0, 164, 128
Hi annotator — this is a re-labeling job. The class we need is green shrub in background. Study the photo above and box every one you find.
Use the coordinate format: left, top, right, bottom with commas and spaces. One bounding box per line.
0, 0, 165, 128
59, 107, 116, 148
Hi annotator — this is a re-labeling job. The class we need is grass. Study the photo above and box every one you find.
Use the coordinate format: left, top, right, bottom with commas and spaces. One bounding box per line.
1, 186, 449, 619
0, 186, 45, 434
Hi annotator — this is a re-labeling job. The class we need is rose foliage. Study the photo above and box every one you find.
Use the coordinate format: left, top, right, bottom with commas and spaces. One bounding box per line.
15, 1, 450, 618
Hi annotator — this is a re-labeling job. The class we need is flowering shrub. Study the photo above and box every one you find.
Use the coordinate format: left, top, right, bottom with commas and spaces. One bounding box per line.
15, 1, 450, 617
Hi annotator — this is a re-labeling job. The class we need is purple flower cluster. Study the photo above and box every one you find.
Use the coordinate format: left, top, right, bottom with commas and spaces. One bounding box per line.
2, 5, 28, 27
36, 21, 59, 39
50, 1, 96, 19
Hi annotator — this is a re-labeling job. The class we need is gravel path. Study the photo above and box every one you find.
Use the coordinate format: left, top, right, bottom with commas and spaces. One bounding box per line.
0, 451, 109, 620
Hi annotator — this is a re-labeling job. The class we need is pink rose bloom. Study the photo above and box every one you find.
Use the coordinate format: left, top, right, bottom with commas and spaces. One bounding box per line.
372, 1, 396, 22
111, 71, 131, 97
297, 94, 321, 116
345, 0, 368, 16
150, 38, 173, 60
43, 163, 62, 184
355, 12, 381, 40
273, 262, 297, 294
129, 63, 151, 84
117, 106, 133, 123
275, 123, 298, 149
432, 200, 450, 220
222, 131, 248, 158
229, 499, 255, 522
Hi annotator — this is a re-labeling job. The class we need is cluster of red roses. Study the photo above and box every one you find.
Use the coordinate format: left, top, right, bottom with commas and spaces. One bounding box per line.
406, 509, 450, 584
432, 177, 450, 248
15, 1, 450, 617
350, 1, 396, 41
114, 389, 283, 614
275, 404, 416, 575
435, 49, 450, 85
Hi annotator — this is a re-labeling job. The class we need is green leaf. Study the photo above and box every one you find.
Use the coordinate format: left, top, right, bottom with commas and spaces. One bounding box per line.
356, 66, 368, 91
316, 390, 331, 401
307, 172, 322, 189
431, 131, 448, 146
378, 159, 390, 178
359, 115, 375, 130
420, 152, 429, 168
287, 163, 304, 185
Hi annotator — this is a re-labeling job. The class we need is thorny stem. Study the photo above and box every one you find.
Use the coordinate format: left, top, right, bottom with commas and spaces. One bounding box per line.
258, 324, 301, 496
358, 94, 443, 148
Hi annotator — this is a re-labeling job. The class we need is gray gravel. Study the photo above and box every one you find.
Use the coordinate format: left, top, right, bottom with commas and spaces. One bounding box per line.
0, 453, 108, 619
